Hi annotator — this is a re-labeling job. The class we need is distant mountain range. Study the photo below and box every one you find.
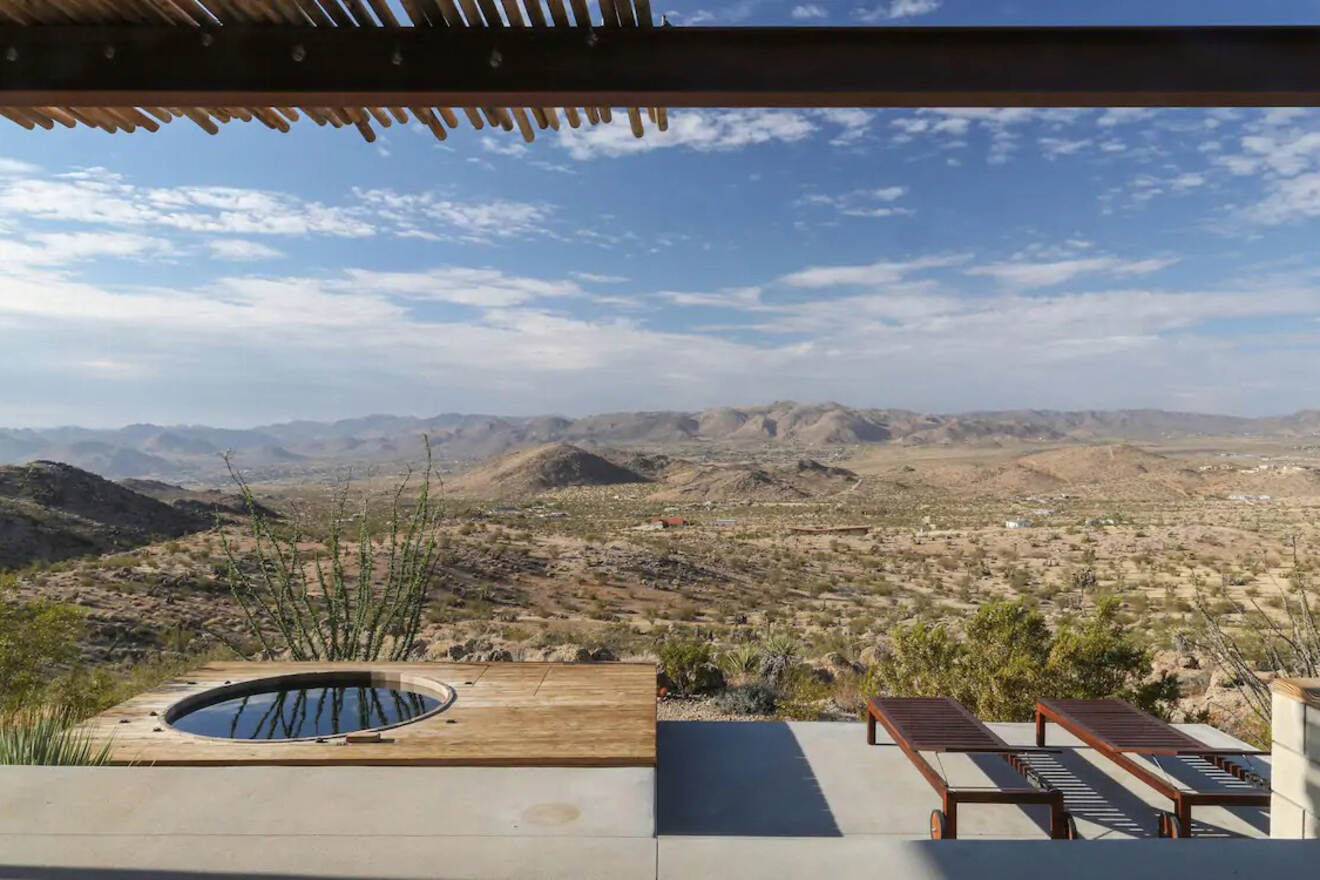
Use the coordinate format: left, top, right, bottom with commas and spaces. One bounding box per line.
2, 402, 1318, 482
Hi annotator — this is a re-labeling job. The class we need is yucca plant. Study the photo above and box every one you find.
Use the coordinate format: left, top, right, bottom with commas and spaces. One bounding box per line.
220, 437, 442, 662
718, 643, 763, 680
758, 631, 801, 689
0, 708, 113, 766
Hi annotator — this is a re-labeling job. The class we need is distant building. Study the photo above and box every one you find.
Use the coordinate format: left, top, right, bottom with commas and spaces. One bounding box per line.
715, 518, 738, 526
1004, 519, 1032, 529
788, 525, 871, 536
651, 517, 686, 528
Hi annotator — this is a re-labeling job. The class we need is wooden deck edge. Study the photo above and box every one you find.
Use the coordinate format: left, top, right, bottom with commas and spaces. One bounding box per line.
1271, 677, 1320, 710
105, 756, 657, 768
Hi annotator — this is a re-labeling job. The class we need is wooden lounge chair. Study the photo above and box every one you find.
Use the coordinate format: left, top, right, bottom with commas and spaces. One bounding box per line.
1034, 698, 1270, 838
866, 696, 1076, 840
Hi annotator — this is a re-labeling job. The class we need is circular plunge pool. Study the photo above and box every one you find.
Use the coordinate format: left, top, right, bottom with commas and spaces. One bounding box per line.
165, 671, 454, 741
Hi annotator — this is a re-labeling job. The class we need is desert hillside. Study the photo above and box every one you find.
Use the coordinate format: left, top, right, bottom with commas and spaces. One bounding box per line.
446, 443, 650, 500
648, 458, 859, 503
0, 461, 208, 569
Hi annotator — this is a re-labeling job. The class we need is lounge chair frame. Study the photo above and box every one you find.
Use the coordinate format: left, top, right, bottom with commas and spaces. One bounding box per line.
867, 696, 1074, 840
1034, 698, 1269, 838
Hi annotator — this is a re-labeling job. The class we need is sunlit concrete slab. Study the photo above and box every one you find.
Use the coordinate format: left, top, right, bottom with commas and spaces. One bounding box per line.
657, 721, 1269, 840
0, 719, 1279, 879
0, 835, 657, 880
0, 766, 656, 838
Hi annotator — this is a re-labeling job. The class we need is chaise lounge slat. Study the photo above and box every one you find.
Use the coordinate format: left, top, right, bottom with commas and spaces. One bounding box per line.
867, 697, 1075, 840
1034, 698, 1270, 838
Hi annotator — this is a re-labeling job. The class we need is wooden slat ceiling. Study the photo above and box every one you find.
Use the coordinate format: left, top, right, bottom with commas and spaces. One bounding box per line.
0, 0, 669, 142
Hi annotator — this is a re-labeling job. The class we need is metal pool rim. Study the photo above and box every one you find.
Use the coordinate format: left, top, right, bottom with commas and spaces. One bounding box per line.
162, 669, 457, 743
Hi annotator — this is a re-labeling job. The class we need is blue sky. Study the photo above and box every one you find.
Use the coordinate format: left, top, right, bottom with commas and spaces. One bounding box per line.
2, 0, 1320, 427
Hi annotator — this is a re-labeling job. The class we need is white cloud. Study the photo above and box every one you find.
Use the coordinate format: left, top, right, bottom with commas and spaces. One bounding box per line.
205, 239, 284, 261
572, 271, 630, 284
799, 185, 911, 218
1039, 137, 1092, 159
556, 110, 815, 159
966, 256, 1179, 289
817, 109, 873, 147
663, 286, 764, 308
855, 0, 941, 22
3, 251, 1320, 424
1247, 172, 1320, 224
481, 135, 528, 157
0, 157, 39, 176
336, 267, 582, 307
791, 4, 828, 19
890, 108, 1090, 164
351, 189, 554, 242
1240, 132, 1320, 177
675, 1, 762, 23
0, 170, 377, 237
0, 231, 173, 267
780, 256, 961, 288
1096, 109, 1157, 128
0, 165, 561, 246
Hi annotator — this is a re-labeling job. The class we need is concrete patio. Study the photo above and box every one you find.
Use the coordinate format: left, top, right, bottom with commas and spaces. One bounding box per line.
0, 719, 1301, 879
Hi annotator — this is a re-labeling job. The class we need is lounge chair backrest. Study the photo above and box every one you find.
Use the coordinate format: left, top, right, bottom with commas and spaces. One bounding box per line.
1035, 698, 1206, 753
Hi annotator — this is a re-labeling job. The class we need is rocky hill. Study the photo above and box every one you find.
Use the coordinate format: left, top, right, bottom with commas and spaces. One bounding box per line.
446, 443, 650, 500
118, 478, 276, 519
0, 461, 210, 569
648, 458, 860, 503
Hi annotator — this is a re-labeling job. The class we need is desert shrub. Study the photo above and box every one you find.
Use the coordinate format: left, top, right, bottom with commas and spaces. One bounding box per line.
0, 707, 113, 766
713, 683, 778, 716
1069, 567, 1098, 591
776, 668, 833, 720
44, 645, 238, 721
757, 632, 800, 689
658, 638, 723, 695
0, 585, 85, 714
220, 440, 441, 661
868, 599, 1177, 721
1193, 570, 1319, 729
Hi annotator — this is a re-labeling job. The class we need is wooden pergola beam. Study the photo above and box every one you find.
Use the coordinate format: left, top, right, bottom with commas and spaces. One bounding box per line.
2, 25, 1320, 109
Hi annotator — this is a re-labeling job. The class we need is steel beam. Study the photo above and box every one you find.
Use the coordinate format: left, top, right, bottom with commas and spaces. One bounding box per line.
1, 25, 1319, 108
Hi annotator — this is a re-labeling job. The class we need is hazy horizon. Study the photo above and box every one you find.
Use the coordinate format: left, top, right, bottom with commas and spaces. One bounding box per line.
4, 400, 1318, 434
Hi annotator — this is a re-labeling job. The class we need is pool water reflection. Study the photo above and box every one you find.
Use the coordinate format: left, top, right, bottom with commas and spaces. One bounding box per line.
170, 684, 442, 740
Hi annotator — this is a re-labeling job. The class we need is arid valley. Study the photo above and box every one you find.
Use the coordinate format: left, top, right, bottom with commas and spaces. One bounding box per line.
5, 402, 1320, 743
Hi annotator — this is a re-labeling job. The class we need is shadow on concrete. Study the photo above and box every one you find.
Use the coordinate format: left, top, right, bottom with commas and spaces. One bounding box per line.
900, 839, 1318, 880
657, 721, 841, 836
1003, 751, 1270, 839
1009, 752, 1157, 839
1138, 754, 1270, 836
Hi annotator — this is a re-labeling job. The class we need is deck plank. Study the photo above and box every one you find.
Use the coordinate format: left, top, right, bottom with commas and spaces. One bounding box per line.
83, 661, 657, 767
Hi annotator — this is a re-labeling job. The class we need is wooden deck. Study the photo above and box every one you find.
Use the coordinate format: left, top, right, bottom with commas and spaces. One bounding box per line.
83, 661, 657, 767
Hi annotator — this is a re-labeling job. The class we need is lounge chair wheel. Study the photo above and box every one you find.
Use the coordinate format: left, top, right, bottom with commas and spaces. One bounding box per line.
1155, 811, 1188, 838
930, 809, 948, 840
